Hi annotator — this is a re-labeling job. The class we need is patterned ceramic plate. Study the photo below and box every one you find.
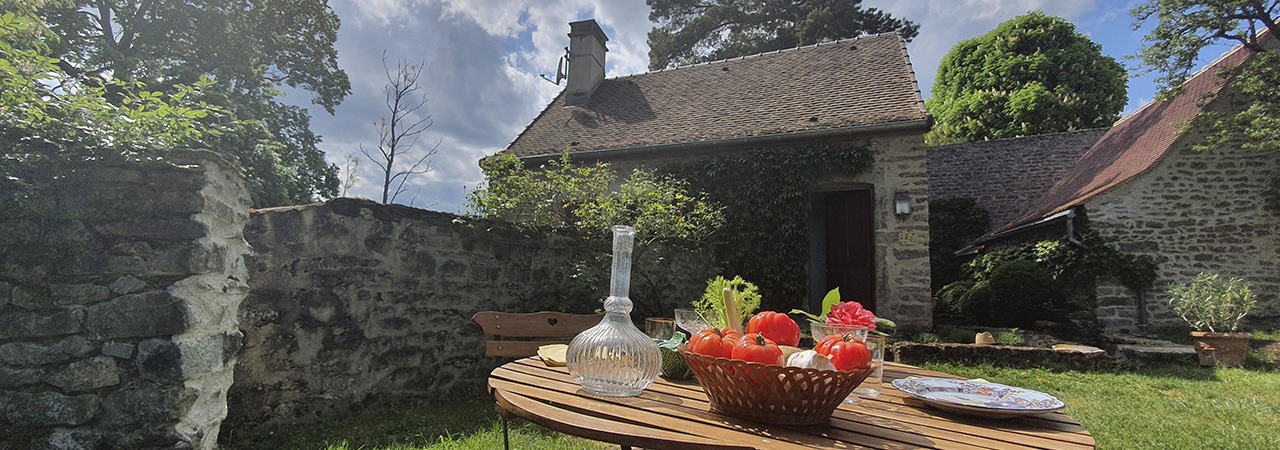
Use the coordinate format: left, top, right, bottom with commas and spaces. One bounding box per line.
891, 377, 1065, 418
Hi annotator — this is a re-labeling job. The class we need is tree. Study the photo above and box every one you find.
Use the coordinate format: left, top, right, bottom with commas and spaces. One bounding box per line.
36, 0, 351, 207
361, 54, 439, 205
466, 151, 724, 316
467, 152, 723, 244
1132, 1, 1280, 174
925, 12, 1127, 145
646, 0, 918, 70
2, 0, 226, 218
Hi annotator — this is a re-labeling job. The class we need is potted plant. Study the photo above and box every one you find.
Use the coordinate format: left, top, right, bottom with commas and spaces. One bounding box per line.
1167, 272, 1255, 367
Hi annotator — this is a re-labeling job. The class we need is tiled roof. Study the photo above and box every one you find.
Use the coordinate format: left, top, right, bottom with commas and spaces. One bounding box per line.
992, 41, 1254, 233
505, 32, 929, 158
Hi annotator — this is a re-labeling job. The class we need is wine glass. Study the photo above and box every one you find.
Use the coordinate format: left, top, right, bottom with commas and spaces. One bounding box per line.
674, 308, 718, 337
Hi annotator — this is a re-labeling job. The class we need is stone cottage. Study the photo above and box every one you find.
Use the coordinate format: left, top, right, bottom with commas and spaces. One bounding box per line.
952, 40, 1278, 332
502, 20, 933, 327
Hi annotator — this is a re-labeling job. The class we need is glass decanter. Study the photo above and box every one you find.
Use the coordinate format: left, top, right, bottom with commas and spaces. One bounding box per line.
565, 225, 660, 396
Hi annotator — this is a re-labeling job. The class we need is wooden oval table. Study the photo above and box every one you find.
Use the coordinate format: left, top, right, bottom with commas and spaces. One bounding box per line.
488, 357, 1096, 450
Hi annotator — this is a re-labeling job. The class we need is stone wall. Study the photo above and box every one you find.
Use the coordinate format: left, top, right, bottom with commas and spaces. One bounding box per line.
1088, 139, 1280, 332
226, 198, 713, 429
0, 151, 251, 449
928, 129, 1105, 230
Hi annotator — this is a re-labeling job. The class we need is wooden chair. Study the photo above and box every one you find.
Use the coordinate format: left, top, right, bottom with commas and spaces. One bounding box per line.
473, 311, 603, 358
472, 310, 610, 450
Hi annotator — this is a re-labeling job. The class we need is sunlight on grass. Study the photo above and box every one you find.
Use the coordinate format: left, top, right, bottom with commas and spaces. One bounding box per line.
922, 363, 1280, 450
223, 364, 1280, 450
219, 395, 608, 450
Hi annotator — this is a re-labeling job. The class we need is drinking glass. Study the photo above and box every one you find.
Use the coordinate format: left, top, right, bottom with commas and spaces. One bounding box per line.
809, 322, 870, 403
852, 335, 885, 397
644, 317, 677, 340
809, 322, 869, 342
674, 308, 717, 336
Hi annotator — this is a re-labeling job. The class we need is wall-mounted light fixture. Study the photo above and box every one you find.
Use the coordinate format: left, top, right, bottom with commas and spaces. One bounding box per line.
894, 192, 912, 216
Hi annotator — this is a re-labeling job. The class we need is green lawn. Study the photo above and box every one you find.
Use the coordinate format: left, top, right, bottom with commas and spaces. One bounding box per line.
218, 394, 608, 450
222, 364, 1280, 450
922, 363, 1280, 450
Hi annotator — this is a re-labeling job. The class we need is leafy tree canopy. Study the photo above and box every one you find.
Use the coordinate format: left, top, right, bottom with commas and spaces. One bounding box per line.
925, 12, 1127, 145
646, 0, 918, 70
2, 0, 226, 204
466, 151, 723, 245
1132, 0, 1280, 157
29, 0, 352, 206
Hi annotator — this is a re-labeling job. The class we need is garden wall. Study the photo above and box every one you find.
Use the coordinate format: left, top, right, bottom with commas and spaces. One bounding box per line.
0, 151, 251, 449
224, 198, 714, 430
1088, 138, 1280, 331
1, 154, 714, 447
928, 129, 1105, 231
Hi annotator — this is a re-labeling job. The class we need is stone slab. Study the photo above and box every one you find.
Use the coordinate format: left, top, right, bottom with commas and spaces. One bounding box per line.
85, 291, 186, 339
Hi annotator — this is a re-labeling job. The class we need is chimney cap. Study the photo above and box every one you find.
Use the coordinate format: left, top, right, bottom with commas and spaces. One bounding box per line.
569, 19, 609, 45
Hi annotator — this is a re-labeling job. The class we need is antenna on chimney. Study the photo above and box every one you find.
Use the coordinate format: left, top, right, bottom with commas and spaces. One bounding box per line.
540, 47, 570, 85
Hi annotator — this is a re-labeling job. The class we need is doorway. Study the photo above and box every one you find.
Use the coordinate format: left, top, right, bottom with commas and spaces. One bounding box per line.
814, 189, 876, 312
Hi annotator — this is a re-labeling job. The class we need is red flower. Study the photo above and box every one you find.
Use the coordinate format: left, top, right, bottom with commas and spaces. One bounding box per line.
826, 301, 877, 331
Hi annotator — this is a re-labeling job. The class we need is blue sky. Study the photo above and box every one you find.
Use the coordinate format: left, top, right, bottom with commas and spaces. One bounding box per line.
290, 0, 1233, 213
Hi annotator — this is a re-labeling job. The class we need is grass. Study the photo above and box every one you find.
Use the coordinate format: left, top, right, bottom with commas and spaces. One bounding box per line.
222, 364, 1280, 450
218, 395, 607, 450
921, 362, 1280, 450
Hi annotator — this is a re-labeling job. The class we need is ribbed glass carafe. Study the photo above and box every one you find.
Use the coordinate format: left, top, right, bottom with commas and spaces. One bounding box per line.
565, 225, 660, 396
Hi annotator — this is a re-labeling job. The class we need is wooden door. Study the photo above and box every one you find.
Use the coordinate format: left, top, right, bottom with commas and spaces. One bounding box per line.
824, 189, 875, 311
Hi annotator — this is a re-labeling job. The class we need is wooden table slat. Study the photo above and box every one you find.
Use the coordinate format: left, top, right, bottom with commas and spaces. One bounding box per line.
500, 363, 1085, 450
507, 359, 1093, 449
491, 368, 874, 450
492, 358, 1095, 450
496, 390, 755, 450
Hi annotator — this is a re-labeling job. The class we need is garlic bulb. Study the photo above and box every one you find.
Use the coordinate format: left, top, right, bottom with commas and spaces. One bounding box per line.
786, 350, 837, 371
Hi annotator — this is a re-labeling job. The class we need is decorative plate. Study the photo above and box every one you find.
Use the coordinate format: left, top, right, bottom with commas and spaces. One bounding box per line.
891, 378, 1065, 418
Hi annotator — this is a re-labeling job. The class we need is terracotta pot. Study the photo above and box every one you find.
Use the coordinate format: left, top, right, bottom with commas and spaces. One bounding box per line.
1191, 332, 1252, 367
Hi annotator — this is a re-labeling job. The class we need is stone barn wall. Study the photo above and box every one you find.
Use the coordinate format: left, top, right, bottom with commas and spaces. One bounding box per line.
0, 151, 250, 449
1088, 141, 1280, 332
225, 198, 713, 429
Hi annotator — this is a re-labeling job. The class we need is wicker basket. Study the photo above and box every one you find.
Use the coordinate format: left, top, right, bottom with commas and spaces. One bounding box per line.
679, 346, 872, 425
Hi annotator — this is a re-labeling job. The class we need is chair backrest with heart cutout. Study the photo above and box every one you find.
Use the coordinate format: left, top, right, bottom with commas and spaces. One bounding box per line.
472, 311, 604, 358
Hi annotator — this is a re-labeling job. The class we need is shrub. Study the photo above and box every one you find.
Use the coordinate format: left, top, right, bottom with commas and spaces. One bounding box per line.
1168, 272, 1255, 333
981, 260, 1058, 327
935, 281, 976, 316
936, 259, 1058, 327
993, 328, 1027, 346
936, 326, 979, 343
911, 332, 942, 344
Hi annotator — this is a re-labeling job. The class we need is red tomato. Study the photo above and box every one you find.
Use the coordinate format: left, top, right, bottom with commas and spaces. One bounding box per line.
688, 327, 740, 358
730, 333, 784, 366
746, 311, 801, 347
815, 334, 872, 371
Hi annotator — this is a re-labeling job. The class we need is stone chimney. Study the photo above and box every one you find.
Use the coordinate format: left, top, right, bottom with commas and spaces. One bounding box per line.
565, 19, 608, 107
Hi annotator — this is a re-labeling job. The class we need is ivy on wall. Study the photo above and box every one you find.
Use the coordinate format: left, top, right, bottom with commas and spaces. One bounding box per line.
927, 198, 990, 293
665, 143, 875, 312
937, 222, 1159, 329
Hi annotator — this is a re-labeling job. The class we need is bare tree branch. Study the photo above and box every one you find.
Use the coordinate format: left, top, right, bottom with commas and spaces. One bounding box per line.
362, 51, 440, 205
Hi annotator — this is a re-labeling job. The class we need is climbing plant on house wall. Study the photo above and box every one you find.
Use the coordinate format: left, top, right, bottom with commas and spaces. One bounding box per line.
666, 143, 875, 312
936, 225, 1158, 331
